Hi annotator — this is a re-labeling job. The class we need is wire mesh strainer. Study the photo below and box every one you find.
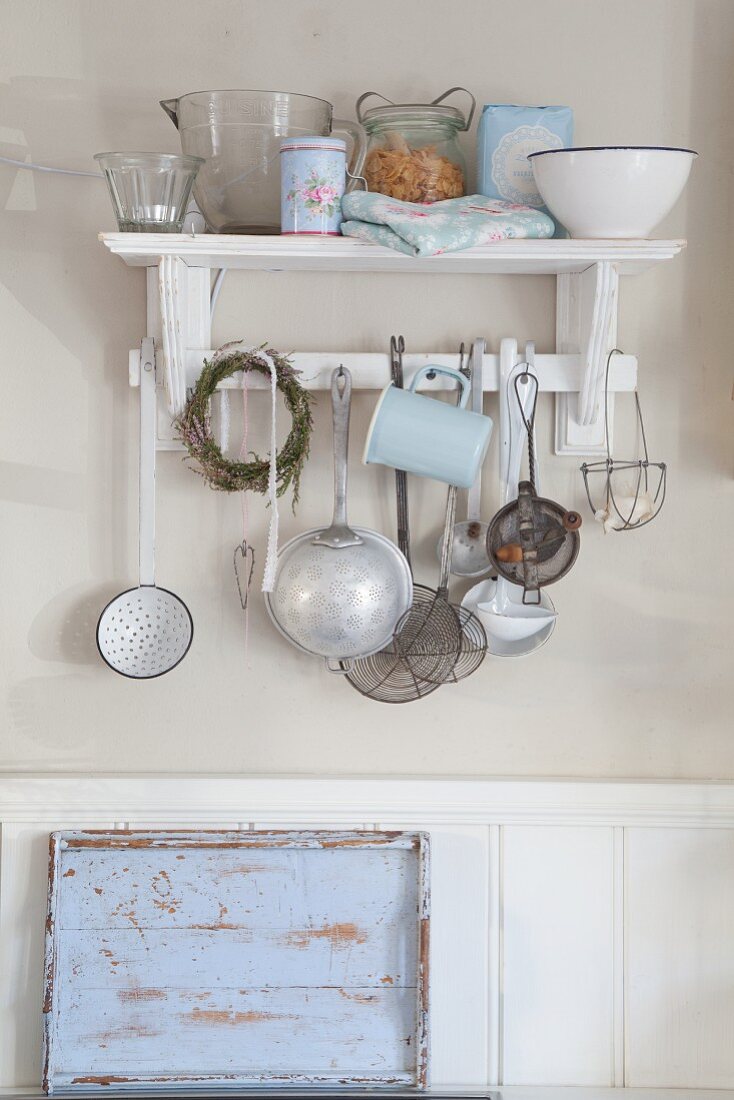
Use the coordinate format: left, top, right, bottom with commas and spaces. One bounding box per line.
345, 338, 444, 703
385, 353, 486, 688
346, 343, 486, 701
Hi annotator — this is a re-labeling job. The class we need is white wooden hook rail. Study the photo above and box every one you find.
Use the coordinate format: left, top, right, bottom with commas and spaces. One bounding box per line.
103, 233, 685, 456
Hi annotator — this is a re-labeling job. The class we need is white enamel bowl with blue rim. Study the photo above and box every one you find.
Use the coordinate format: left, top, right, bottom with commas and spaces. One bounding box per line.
529, 146, 697, 238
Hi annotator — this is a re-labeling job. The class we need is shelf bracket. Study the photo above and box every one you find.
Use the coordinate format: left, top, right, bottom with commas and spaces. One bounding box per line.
158, 255, 186, 415
555, 261, 619, 455
145, 257, 212, 422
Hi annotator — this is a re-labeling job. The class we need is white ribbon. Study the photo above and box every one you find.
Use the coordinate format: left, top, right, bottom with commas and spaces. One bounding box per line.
240, 347, 279, 592
218, 389, 231, 454
217, 342, 279, 592
262, 352, 279, 592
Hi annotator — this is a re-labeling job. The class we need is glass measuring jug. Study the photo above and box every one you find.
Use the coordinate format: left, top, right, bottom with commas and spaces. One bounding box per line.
161, 89, 366, 234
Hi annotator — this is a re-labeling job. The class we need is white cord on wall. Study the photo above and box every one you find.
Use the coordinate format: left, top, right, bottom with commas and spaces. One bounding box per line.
0, 154, 102, 177
210, 268, 226, 311
0, 153, 226, 318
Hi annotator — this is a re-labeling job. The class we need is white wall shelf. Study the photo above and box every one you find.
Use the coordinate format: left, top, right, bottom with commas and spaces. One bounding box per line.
100, 233, 686, 455
101, 232, 684, 275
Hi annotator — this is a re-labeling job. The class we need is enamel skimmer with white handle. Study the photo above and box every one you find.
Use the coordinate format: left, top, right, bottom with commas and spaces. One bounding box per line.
96, 339, 193, 678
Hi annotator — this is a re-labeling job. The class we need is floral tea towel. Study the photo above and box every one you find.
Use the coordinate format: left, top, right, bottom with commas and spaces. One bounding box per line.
340, 192, 554, 257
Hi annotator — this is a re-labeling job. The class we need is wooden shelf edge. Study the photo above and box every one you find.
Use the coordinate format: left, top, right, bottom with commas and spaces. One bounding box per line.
99, 232, 686, 275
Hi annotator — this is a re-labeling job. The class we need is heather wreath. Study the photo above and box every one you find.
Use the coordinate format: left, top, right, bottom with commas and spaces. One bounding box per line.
175, 343, 313, 501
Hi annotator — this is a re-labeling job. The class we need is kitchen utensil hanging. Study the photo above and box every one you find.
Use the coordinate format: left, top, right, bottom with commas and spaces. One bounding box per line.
345, 337, 444, 703
388, 347, 486, 687
438, 337, 493, 578
387, 478, 487, 690
580, 348, 667, 531
96, 339, 193, 678
466, 344, 557, 655
487, 363, 582, 604
265, 366, 412, 671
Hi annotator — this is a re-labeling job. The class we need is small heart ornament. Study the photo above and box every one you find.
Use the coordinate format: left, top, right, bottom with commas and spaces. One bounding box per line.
233, 541, 256, 610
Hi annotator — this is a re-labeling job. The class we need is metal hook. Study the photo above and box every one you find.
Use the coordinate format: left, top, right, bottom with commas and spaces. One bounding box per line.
513, 349, 540, 491
514, 340, 537, 385
390, 335, 405, 387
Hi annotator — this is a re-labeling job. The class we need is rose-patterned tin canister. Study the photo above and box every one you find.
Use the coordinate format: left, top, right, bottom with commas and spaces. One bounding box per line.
280, 136, 346, 235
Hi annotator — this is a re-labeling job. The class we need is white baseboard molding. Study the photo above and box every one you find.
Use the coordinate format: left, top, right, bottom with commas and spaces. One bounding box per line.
1, 774, 734, 826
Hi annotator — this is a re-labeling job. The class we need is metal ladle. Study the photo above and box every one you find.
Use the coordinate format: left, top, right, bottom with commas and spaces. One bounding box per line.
437, 338, 493, 578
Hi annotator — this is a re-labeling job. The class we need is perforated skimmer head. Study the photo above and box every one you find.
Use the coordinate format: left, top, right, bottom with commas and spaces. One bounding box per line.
97, 585, 193, 679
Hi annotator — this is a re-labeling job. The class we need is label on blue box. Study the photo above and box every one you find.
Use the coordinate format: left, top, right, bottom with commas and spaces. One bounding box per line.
477, 105, 573, 227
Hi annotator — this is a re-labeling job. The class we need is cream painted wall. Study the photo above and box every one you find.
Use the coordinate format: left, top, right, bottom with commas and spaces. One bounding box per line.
0, 0, 731, 777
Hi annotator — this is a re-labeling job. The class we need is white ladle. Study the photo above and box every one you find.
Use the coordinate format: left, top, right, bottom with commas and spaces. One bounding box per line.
464, 342, 556, 654
462, 576, 556, 656
438, 338, 493, 578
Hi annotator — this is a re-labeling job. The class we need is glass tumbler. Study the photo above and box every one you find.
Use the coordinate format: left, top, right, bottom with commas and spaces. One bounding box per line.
95, 152, 203, 232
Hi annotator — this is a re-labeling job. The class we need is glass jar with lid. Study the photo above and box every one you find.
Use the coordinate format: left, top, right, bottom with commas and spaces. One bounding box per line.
356, 87, 475, 203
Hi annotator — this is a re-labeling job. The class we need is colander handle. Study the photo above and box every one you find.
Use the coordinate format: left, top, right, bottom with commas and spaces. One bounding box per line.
139, 338, 156, 587
313, 367, 362, 549
326, 657, 353, 674
332, 365, 351, 529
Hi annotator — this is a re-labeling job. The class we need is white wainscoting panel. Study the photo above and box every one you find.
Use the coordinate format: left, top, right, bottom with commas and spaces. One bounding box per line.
1, 777, 734, 1090
380, 822, 491, 1086
625, 827, 734, 1088
502, 826, 615, 1086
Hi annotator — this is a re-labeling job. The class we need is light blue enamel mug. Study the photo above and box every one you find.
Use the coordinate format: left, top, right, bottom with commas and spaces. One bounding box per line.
363, 365, 493, 488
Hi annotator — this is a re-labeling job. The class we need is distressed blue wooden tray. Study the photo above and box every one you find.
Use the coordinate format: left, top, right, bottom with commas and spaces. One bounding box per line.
42, 831, 430, 1095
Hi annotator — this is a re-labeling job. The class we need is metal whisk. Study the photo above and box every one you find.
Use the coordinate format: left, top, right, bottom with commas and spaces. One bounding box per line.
580, 348, 667, 531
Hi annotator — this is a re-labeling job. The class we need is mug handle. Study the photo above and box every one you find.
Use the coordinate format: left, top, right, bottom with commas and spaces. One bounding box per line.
333, 118, 367, 190
409, 365, 471, 408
